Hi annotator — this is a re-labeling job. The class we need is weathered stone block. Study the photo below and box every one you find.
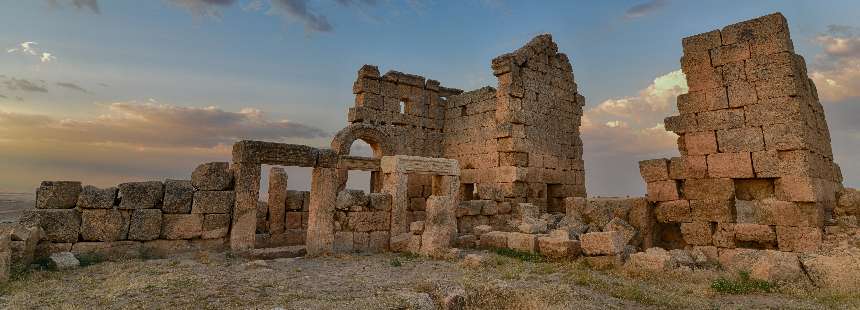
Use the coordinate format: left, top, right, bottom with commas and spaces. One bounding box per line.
646, 180, 679, 202
368, 193, 392, 211
654, 200, 691, 223
682, 30, 721, 56
162, 179, 194, 214
191, 190, 235, 214
639, 159, 670, 182
36, 181, 81, 209
347, 212, 390, 232
580, 231, 625, 256
752, 150, 779, 178
191, 162, 233, 191
334, 231, 354, 253
76, 185, 117, 209
369, 231, 389, 252
727, 80, 758, 107
684, 131, 718, 155
713, 223, 736, 248
684, 178, 734, 200
707, 152, 754, 178
734, 223, 776, 243
775, 176, 819, 202
479, 231, 508, 249
763, 121, 814, 151
677, 88, 728, 114
690, 199, 735, 222
537, 237, 580, 259
80, 209, 129, 242
696, 108, 745, 131
118, 181, 164, 210
776, 226, 821, 253
161, 214, 203, 240
681, 222, 713, 246
734, 179, 775, 200
128, 209, 162, 241
669, 156, 708, 179
507, 232, 537, 253
34, 242, 72, 260
604, 217, 637, 246
21, 209, 81, 243
717, 127, 764, 152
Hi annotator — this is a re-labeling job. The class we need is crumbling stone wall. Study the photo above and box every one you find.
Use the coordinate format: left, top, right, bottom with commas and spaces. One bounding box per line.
15, 162, 235, 262
641, 13, 844, 253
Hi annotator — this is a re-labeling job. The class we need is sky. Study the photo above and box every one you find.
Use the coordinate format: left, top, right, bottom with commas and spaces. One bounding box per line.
1, 0, 858, 196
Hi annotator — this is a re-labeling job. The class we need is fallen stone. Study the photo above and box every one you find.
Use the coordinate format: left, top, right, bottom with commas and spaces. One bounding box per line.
49, 252, 80, 270
625, 247, 673, 272
478, 231, 509, 249
580, 231, 625, 256
507, 232, 537, 253
800, 254, 860, 293
719, 249, 806, 283
604, 217, 637, 246
537, 236, 580, 259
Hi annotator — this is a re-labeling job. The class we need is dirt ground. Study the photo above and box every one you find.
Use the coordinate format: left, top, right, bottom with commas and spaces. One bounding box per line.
2, 249, 858, 310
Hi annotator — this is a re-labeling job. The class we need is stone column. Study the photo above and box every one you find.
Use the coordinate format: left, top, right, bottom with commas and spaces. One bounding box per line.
383, 171, 409, 236
267, 167, 288, 235
230, 162, 261, 252
306, 167, 339, 256
420, 195, 457, 257
370, 171, 383, 193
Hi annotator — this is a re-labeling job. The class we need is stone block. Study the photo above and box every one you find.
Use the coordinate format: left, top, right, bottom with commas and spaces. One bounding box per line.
76, 186, 117, 209
34, 242, 72, 260
200, 213, 229, 239
420, 195, 457, 257
286, 190, 307, 211
639, 159, 670, 182
734, 179, 775, 200
646, 180, 679, 202
80, 209, 129, 242
163, 179, 194, 214
669, 156, 708, 179
191, 190, 235, 214
684, 131, 718, 155
537, 237, 580, 259
727, 80, 758, 107
776, 226, 821, 253
717, 127, 764, 153
36, 181, 81, 209
654, 200, 691, 223
711, 42, 751, 67
690, 199, 735, 222
161, 214, 203, 240
410, 221, 425, 235
368, 193, 392, 211
763, 121, 814, 151
585, 254, 625, 270
682, 30, 721, 56
479, 231, 508, 249
21, 209, 81, 243
369, 231, 389, 252
506, 232, 537, 253
752, 150, 779, 178
684, 178, 734, 200
744, 97, 807, 127
580, 231, 625, 256
286, 212, 303, 229
604, 217, 637, 246
734, 223, 776, 243
677, 88, 728, 114
192, 162, 233, 191
775, 176, 819, 202
625, 247, 673, 272
707, 152, 754, 178
48, 252, 79, 270
118, 181, 164, 209
128, 209, 162, 241
337, 189, 369, 211
680, 222, 713, 246
347, 212, 390, 232
696, 109, 745, 131
664, 114, 698, 134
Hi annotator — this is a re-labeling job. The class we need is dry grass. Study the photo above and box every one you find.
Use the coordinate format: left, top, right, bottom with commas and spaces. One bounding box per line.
1, 250, 859, 309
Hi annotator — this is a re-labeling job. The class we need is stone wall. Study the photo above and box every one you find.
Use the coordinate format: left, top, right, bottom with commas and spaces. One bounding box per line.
15, 162, 234, 262
640, 13, 843, 253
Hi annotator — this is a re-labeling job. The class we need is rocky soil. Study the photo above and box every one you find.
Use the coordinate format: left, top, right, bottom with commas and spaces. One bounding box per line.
2, 249, 858, 309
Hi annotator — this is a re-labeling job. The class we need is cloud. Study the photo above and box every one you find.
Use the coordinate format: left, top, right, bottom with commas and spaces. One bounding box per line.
166, 0, 237, 18
46, 0, 100, 14
55, 82, 90, 93
0, 101, 329, 149
810, 25, 860, 102
624, 0, 667, 19
6, 42, 56, 63
2, 77, 49, 93
582, 70, 687, 196
269, 0, 333, 33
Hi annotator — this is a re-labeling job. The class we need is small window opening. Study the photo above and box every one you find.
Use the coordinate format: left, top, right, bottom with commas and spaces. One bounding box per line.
399, 100, 406, 114
460, 106, 467, 117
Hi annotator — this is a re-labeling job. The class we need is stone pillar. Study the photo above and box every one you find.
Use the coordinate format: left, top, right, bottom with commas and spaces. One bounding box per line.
383, 171, 409, 236
306, 167, 339, 256
370, 171, 383, 193
420, 195, 457, 257
230, 162, 261, 252
267, 167, 288, 235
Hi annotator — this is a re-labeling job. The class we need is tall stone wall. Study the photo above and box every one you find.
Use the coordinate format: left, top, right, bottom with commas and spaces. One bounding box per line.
641, 13, 843, 253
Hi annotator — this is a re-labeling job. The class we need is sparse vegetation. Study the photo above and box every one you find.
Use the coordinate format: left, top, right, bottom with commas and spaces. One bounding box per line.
491, 248, 544, 262
711, 271, 775, 294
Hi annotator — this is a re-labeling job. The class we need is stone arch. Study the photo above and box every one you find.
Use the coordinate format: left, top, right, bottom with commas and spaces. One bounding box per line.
330, 123, 395, 158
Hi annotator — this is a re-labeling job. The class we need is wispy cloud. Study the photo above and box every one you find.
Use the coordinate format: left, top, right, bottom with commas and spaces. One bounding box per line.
624, 0, 667, 19
6, 42, 56, 63
1, 77, 49, 93
166, 0, 237, 18
0, 101, 329, 148
46, 0, 100, 14
810, 25, 860, 102
269, 0, 333, 32
55, 82, 90, 93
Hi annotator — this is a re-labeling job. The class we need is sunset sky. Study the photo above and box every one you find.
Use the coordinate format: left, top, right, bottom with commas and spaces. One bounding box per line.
1, 0, 858, 195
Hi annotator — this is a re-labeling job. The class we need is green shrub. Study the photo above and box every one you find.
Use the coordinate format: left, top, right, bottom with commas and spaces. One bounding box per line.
711, 271, 774, 294
491, 248, 544, 263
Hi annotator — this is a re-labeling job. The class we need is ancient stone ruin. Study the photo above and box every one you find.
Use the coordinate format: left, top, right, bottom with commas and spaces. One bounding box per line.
1, 12, 857, 290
